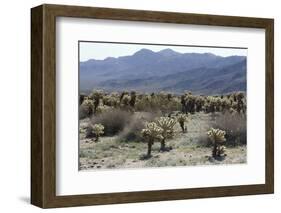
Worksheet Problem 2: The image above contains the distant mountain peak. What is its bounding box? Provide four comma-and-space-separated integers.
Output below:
133, 48, 155, 56
158, 48, 180, 57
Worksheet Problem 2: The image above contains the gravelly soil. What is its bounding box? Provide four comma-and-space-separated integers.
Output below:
79, 112, 247, 171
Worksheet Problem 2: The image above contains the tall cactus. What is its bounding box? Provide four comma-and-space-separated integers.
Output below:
91, 124, 105, 142
90, 90, 103, 114
156, 117, 177, 151
207, 128, 227, 159
184, 92, 196, 114
195, 96, 205, 112
129, 91, 137, 108
236, 92, 245, 113
81, 97, 94, 116
141, 122, 163, 158
177, 114, 188, 133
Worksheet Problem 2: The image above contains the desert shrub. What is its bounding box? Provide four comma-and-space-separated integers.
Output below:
90, 109, 132, 136
197, 132, 212, 147
212, 111, 246, 146
79, 105, 89, 119
118, 112, 160, 142
79, 98, 94, 119
117, 118, 145, 142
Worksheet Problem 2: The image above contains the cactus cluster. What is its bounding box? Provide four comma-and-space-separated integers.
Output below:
89, 90, 104, 114
80, 90, 245, 118
179, 91, 246, 114
95, 105, 113, 114
79, 89, 246, 165
207, 128, 227, 158
136, 91, 181, 113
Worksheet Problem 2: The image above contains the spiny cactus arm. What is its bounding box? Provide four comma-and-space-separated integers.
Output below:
177, 113, 188, 123
207, 128, 226, 144
91, 124, 105, 135
156, 117, 177, 138
89, 90, 104, 101
141, 122, 164, 140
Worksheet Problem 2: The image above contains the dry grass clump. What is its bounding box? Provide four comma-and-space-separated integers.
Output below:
79, 98, 94, 119
90, 109, 132, 136
117, 112, 160, 142
212, 111, 246, 146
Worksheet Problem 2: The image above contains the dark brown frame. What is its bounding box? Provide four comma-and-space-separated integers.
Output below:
31, 4, 274, 208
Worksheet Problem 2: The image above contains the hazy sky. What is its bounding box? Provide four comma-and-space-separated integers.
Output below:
79, 42, 247, 62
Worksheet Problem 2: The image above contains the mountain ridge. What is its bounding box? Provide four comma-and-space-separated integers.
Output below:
80, 48, 246, 95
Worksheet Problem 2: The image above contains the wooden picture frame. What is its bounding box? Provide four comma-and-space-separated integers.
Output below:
31, 4, 274, 208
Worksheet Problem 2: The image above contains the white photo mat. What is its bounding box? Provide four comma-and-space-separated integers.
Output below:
56, 17, 265, 196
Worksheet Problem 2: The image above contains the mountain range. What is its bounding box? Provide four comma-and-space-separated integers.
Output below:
79, 48, 246, 95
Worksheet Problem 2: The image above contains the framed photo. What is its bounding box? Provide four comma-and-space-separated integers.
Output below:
31, 4, 274, 208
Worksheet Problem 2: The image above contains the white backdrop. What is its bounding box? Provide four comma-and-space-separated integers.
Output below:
0, 0, 279, 212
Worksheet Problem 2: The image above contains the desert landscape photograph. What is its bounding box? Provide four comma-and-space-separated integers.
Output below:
78, 42, 247, 170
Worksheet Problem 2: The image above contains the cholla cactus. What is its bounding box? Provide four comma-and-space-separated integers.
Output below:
220, 98, 232, 113
90, 90, 104, 114
103, 95, 118, 108
141, 122, 163, 157
183, 92, 196, 114
156, 117, 177, 151
207, 128, 227, 159
95, 105, 112, 114
120, 91, 129, 103
235, 92, 246, 113
129, 91, 137, 108
177, 114, 188, 133
205, 96, 219, 113
195, 96, 205, 112
81, 97, 94, 116
122, 94, 130, 105
120, 94, 132, 111
167, 93, 173, 101
91, 124, 104, 142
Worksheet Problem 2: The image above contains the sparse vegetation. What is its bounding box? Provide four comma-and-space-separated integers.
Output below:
79, 90, 247, 170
